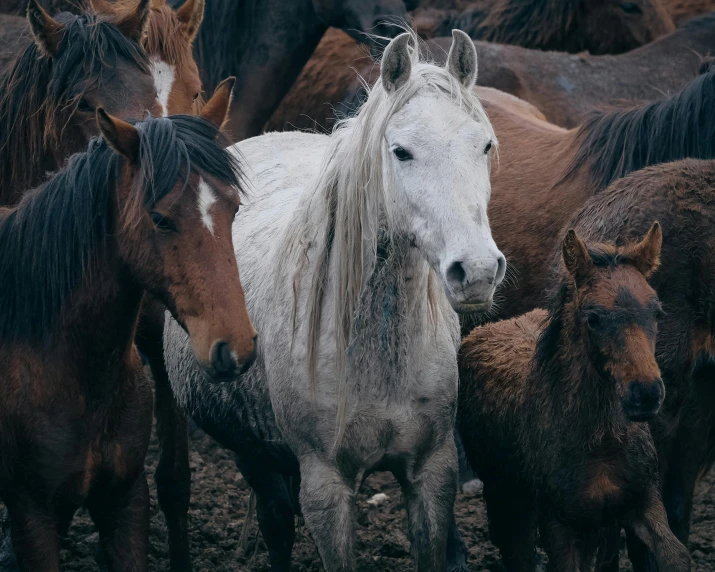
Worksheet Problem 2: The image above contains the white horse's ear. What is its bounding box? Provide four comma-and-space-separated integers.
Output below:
447, 29, 478, 87
381, 33, 412, 93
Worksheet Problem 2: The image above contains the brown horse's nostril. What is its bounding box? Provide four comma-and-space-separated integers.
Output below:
210, 340, 238, 378
623, 378, 665, 421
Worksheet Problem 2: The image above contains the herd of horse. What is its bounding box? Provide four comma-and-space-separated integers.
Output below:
1, 0, 715, 571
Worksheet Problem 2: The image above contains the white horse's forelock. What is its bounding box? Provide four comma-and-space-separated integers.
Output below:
277, 30, 497, 408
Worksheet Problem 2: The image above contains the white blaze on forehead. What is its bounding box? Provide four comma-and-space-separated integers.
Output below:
198, 178, 217, 234
150, 57, 175, 118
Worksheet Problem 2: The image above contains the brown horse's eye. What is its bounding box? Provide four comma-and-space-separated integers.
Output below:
151, 212, 177, 233
192, 92, 200, 103
620, 1, 642, 14
77, 98, 94, 113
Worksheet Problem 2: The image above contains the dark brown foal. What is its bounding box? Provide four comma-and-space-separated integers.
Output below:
458, 225, 691, 572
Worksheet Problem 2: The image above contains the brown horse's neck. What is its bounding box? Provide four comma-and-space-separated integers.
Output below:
632, 11, 715, 59
195, 0, 326, 140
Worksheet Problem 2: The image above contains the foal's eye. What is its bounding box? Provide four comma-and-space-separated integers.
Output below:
484, 141, 492, 155
192, 92, 200, 103
393, 146, 413, 161
76, 99, 94, 113
620, 1, 642, 14
587, 313, 601, 330
150, 212, 177, 233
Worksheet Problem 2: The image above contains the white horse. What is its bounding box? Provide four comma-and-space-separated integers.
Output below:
165, 30, 504, 571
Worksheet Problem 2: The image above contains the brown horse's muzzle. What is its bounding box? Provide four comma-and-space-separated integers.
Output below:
622, 377, 665, 422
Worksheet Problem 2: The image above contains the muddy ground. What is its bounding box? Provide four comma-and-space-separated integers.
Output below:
2, 425, 715, 571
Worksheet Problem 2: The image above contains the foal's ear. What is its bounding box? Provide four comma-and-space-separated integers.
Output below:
447, 29, 478, 87
27, 0, 65, 57
628, 221, 662, 278
562, 229, 593, 285
200, 77, 235, 131
176, 0, 205, 43
381, 33, 413, 93
96, 108, 140, 164
115, 0, 150, 43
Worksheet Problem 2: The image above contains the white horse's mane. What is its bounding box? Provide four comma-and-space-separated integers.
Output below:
278, 31, 497, 396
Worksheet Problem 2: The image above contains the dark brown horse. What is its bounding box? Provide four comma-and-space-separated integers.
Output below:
556, 159, 715, 571
415, 0, 674, 54
458, 225, 691, 571
167, 0, 413, 139
0, 83, 255, 572
267, 11, 714, 132
0, 0, 158, 205
0, 0, 205, 117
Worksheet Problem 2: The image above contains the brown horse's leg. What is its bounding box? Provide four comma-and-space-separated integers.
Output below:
483, 479, 537, 572
136, 297, 192, 572
87, 471, 150, 572
623, 485, 691, 572
234, 456, 296, 571
594, 525, 620, 572
4, 495, 60, 572
538, 511, 580, 572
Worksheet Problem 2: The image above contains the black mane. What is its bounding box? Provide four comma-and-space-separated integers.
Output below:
171, 0, 257, 93
0, 10, 149, 200
0, 114, 244, 343
565, 67, 715, 193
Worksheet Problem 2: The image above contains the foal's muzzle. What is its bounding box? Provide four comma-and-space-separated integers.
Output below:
622, 377, 665, 421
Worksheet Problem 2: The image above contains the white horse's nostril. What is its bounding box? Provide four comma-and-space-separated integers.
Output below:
495, 255, 507, 285
446, 261, 467, 286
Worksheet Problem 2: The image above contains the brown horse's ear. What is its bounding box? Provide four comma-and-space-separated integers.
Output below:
96, 108, 140, 164
447, 29, 478, 87
200, 77, 235, 131
562, 229, 593, 285
628, 222, 662, 278
381, 33, 412, 93
176, 0, 205, 43
27, 0, 65, 57
115, 0, 150, 43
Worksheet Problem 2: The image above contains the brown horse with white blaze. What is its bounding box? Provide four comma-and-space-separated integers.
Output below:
458, 225, 691, 572
0, 82, 254, 572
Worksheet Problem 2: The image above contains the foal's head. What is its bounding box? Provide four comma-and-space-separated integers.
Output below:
561, 223, 664, 421
98, 79, 256, 380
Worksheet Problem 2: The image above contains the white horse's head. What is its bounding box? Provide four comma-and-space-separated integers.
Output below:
378, 31, 505, 313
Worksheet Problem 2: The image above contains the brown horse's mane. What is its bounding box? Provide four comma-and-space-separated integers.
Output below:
170, 0, 256, 92
475, 0, 582, 50
564, 65, 715, 194
0, 10, 149, 201
0, 114, 244, 343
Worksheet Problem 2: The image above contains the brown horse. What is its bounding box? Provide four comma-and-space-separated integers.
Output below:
458, 225, 691, 572
0, 0, 158, 205
0, 83, 254, 572
267, 11, 714, 132
167, 0, 413, 140
415, 0, 674, 54
555, 159, 715, 571
664, 0, 715, 23
0, 0, 205, 117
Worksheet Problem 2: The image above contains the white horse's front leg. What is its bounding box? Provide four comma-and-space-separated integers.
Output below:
299, 454, 356, 571
401, 437, 458, 572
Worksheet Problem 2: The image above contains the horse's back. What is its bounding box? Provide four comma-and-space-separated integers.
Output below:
459, 309, 545, 415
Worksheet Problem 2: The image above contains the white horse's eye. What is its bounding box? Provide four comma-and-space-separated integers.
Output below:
484, 141, 492, 155
393, 146, 413, 161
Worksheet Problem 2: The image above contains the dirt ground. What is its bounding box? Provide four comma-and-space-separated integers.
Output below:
2, 425, 715, 571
